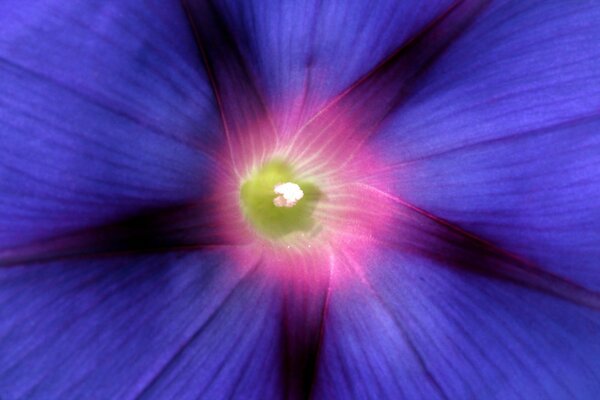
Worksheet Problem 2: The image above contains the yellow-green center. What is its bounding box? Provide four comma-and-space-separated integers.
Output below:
240, 160, 321, 239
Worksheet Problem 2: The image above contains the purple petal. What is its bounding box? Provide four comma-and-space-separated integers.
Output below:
369, 1, 600, 289
0, 250, 283, 399
360, 184, 600, 308
203, 0, 458, 131
0, 201, 235, 267
313, 248, 600, 398
278, 255, 331, 398
184, 0, 279, 175
281, 0, 489, 172
0, 0, 220, 248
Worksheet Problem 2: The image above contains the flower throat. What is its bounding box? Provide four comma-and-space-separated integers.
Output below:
240, 159, 321, 240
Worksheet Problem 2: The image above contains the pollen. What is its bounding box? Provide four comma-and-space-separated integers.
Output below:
273, 182, 304, 208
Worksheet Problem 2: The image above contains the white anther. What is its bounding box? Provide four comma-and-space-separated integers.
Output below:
273, 182, 304, 208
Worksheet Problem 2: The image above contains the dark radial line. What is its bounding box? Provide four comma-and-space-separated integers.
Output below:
0, 57, 196, 148
280, 258, 332, 400
0, 243, 225, 268
306, 260, 333, 400
280, 0, 492, 178
0, 201, 238, 268
296, 0, 490, 137
181, 0, 278, 173
360, 184, 600, 309
384, 112, 600, 169
181, 0, 237, 166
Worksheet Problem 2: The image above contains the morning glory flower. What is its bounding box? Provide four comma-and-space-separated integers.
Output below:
1, 0, 599, 398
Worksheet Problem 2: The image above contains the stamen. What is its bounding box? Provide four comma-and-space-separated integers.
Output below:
273, 182, 304, 208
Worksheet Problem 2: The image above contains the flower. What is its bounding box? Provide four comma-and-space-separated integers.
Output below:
1, 0, 599, 398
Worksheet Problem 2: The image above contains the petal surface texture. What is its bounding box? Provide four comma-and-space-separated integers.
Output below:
209, 0, 457, 131
0, 0, 220, 248
373, 0, 600, 289
0, 0, 599, 399
0, 251, 283, 399
313, 249, 600, 399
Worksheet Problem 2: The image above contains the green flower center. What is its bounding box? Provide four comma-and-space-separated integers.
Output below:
240, 160, 321, 239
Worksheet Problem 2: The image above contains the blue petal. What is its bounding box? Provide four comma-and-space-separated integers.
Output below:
0, 251, 283, 399
372, 1, 600, 289
204, 0, 456, 130
0, 0, 220, 248
313, 248, 600, 398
